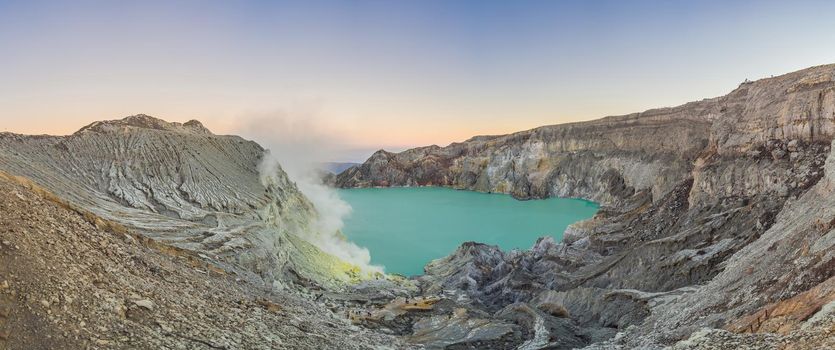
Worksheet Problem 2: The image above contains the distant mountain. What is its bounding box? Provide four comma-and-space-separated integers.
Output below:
319, 161, 360, 174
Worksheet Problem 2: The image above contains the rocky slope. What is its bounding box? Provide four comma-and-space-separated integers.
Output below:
337, 64, 835, 348
0, 116, 426, 349
0, 171, 409, 349
0, 115, 368, 288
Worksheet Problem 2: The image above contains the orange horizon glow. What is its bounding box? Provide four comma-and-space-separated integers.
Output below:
3, 1, 835, 161
1, 109, 601, 150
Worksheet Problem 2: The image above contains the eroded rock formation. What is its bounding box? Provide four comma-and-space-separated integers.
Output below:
0, 114, 360, 287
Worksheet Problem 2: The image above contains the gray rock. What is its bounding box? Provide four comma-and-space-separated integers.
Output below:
133, 299, 155, 310
409, 308, 521, 349
772, 148, 787, 159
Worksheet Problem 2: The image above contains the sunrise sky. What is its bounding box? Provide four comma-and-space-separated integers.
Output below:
2, 0, 835, 161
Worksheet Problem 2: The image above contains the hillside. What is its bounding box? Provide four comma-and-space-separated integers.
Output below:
0, 171, 407, 349
0, 115, 367, 288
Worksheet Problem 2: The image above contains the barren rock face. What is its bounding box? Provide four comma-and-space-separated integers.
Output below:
337, 111, 711, 206
0, 114, 349, 287
710, 67, 835, 155
608, 137, 835, 349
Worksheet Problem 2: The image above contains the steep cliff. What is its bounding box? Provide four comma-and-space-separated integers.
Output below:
337, 113, 710, 206
337, 64, 835, 207
338, 64, 835, 348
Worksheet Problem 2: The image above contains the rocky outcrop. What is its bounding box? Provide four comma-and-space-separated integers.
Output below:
340, 64, 835, 348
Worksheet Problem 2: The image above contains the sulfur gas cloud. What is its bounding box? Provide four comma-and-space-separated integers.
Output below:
236, 108, 383, 275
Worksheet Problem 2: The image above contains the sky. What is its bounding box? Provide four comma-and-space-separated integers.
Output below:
1, 0, 835, 162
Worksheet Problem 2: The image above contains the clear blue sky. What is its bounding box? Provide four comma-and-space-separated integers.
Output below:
1, 0, 834, 161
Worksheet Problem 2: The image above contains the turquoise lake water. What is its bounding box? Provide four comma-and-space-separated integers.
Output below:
337, 187, 599, 276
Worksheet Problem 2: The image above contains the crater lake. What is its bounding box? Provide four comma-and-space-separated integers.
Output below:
337, 187, 599, 276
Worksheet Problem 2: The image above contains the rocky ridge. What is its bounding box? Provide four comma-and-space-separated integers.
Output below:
336, 65, 835, 207
0, 114, 367, 288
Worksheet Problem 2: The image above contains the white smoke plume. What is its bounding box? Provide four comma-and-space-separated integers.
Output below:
236, 107, 383, 275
